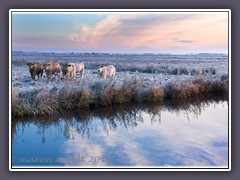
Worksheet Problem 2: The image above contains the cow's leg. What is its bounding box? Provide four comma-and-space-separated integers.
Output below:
48, 73, 52, 80
58, 73, 61, 80
31, 73, 34, 80
81, 69, 84, 78
32, 73, 36, 80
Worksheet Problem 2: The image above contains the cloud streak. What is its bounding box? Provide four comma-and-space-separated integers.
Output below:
173, 38, 196, 44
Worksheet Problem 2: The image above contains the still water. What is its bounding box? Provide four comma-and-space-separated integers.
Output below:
12, 98, 228, 168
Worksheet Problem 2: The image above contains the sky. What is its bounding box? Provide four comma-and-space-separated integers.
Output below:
11, 11, 229, 54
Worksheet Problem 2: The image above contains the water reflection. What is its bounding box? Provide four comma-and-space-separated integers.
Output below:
12, 95, 228, 167
12, 96, 227, 141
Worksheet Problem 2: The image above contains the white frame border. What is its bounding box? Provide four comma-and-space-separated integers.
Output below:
9, 9, 231, 171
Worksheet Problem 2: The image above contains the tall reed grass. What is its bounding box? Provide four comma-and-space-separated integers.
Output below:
12, 77, 228, 118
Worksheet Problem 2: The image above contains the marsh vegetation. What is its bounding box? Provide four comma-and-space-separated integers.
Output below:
11, 52, 228, 118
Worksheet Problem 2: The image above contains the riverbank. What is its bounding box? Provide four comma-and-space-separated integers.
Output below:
12, 77, 228, 118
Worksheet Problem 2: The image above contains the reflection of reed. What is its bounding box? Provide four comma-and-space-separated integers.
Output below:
164, 94, 227, 117
11, 122, 17, 143
147, 106, 162, 125
12, 95, 228, 141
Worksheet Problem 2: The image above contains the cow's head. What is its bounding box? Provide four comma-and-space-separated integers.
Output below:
98, 65, 104, 74
27, 62, 35, 71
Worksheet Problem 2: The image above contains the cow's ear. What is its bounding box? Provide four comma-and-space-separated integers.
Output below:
27, 62, 30, 65
100, 65, 103, 67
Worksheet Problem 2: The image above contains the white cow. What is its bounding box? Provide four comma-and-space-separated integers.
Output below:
68, 63, 76, 77
62, 62, 84, 79
98, 65, 116, 78
75, 62, 84, 78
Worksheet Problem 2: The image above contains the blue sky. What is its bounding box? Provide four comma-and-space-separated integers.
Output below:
12, 11, 229, 54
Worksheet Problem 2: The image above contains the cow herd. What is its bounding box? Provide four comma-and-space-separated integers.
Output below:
27, 61, 116, 80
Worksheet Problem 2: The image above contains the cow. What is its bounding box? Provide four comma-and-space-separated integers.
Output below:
98, 65, 116, 78
61, 63, 75, 79
75, 62, 85, 78
27, 62, 44, 80
45, 61, 61, 79
62, 62, 84, 79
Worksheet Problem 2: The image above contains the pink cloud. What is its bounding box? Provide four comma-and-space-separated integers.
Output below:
67, 12, 228, 53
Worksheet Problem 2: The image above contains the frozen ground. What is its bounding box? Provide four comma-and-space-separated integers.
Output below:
11, 52, 228, 96
12, 52, 228, 74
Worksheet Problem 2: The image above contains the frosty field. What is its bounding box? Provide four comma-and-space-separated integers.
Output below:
11, 52, 229, 118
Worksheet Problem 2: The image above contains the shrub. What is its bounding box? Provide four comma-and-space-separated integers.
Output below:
210, 67, 217, 75
178, 67, 188, 75
144, 86, 164, 102
169, 67, 188, 75
170, 68, 178, 75
115, 86, 133, 104
32, 90, 60, 116
193, 78, 209, 92
100, 87, 116, 106
78, 89, 93, 108
201, 68, 217, 75
191, 69, 202, 75
145, 65, 157, 73
164, 81, 199, 99
221, 74, 228, 82
209, 80, 228, 93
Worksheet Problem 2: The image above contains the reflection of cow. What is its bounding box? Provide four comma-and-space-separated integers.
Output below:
27, 62, 44, 80
75, 62, 85, 78
45, 61, 61, 79
98, 65, 116, 78
62, 63, 75, 78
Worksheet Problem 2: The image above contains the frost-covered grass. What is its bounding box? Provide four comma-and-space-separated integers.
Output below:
12, 76, 228, 118
11, 53, 229, 118
12, 52, 228, 75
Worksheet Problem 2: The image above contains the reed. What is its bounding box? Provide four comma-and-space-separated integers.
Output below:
12, 77, 229, 118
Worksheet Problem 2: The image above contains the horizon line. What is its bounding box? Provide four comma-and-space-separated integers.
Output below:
12, 50, 228, 55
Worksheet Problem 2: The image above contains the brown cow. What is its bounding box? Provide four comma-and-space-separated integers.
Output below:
27, 62, 44, 80
45, 61, 61, 79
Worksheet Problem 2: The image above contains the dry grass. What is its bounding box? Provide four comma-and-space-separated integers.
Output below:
12, 89, 31, 117
100, 88, 116, 106
12, 77, 229, 118
144, 86, 164, 102
164, 77, 228, 100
